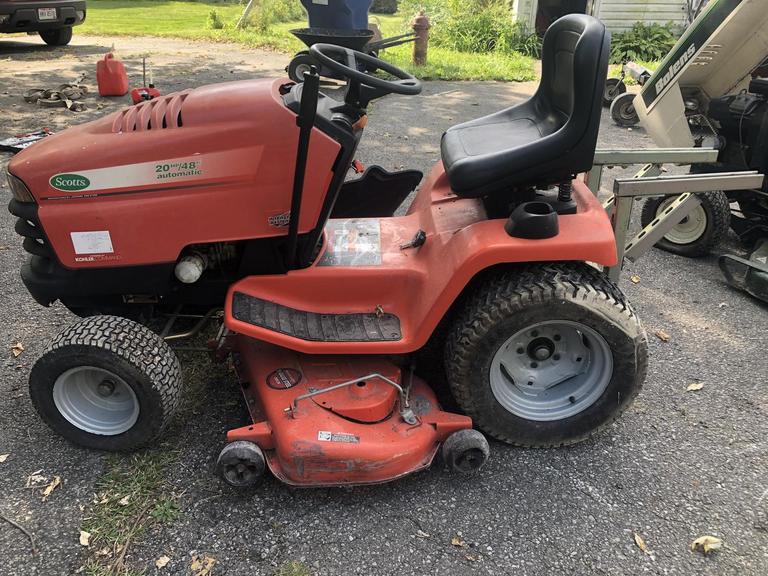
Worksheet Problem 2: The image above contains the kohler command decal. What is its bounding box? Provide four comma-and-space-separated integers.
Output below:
50, 173, 91, 191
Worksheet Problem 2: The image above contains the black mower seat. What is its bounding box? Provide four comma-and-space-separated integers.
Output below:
440, 14, 610, 198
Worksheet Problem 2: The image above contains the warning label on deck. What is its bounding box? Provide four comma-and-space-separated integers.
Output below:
318, 219, 381, 267
317, 431, 360, 443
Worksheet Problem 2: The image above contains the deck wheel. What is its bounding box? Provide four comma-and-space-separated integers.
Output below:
217, 441, 266, 488
442, 429, 490, 474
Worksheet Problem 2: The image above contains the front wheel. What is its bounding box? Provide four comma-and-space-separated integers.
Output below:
610, 92, 639, 127
287, 52, 316, 83
29, 315, 183, 451
445, 263, 647, 447
39, 27, 73, 46
603, 77, 626, 107
640, 190, 731, 257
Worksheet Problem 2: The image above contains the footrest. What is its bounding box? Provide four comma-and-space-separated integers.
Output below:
231, 292, 402, 342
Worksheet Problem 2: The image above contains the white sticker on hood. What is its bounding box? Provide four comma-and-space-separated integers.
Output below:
70, 231, 114, 255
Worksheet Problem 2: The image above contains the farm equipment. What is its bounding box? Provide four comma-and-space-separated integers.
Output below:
6, 15, 650, 488
617, 0, 768, 303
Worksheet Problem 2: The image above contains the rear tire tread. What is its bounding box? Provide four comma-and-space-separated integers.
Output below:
444, 262, 647, 448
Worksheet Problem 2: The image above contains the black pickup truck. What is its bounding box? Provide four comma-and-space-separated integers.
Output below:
0, 0, 86, 46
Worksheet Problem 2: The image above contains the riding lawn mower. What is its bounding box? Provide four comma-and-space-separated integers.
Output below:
5, 15, 649, 488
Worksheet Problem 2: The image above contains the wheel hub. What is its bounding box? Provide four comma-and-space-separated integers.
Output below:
657, 197, 708, 245
489, 320, 613, 421
52, 366, 140, 435
97, 379, 116, 397
527, 337, 555, 361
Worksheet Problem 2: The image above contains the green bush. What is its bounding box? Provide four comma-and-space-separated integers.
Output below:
246, 0, 305, 32
206, 8, 225, 29
610, 22, 677, 64
399, 0, 541, 57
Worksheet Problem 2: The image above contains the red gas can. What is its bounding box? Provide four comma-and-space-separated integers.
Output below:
96, 53, 129, 97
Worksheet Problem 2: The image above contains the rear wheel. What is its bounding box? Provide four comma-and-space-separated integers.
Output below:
603, 77, 626, 107
39, 27, 73, 46
29, 315, 182, 451
640, 190, 731, 257
610, 92, 639, 127
287, 53, 316, 83
445, 263, 647, 447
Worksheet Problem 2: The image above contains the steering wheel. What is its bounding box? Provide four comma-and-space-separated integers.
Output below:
309, 43, 422, 96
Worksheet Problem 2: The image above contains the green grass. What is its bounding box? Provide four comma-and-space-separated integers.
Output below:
79, 0, 536, 81
81, 449, 181, 576
274, 561, 312, 576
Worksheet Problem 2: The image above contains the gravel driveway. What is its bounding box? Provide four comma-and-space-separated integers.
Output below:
1, 33, 767, 576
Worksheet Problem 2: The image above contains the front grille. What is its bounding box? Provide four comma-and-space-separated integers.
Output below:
111, 90, 191, 133
8, 199, 56, 260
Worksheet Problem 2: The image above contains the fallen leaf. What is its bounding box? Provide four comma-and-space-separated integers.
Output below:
0, 454, 8, 463
634, 532, 649, 554
655, 329, 671, 342
11, 342, 24, 357
451, 536, 466, 547
686, 382, 705, 392
26, 469, 46, 487
0, 245, 9, 251
79, 530, 91, 547
464, 553, 479, 561
42, 475, 61, 501
630, 274, 641, 284
691, 535, 722, 555
96, 547, 111, 557
415, 529, 430, 538
155, 555, 171, 569
118, 495, 130, 506
190, 554, 216, 576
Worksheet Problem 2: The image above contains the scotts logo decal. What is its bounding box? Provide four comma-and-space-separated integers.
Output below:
50, 173, 91, 191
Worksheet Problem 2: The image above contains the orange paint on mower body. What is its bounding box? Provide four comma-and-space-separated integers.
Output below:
224, 171, 616, 355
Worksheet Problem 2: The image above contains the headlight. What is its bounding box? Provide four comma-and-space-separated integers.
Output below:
5, 171, 36, 203
76, 10, 85, 21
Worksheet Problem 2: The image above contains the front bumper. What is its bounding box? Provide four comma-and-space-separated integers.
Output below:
0, 0, 86, 33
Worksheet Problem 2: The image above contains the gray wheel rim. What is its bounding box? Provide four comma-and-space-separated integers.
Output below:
53, 366, 139, 435
294, 62, 312, 81
656, 196, 708, 244
618, 100, 635, 120
489, 320, 613, 421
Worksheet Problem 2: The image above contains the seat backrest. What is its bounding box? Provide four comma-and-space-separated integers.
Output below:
535, 14, 609, 169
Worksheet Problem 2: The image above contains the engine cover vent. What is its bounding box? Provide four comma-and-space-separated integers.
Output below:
112, 90, 191, 133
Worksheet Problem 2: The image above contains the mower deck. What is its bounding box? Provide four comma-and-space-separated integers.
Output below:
227, 337, 471, 486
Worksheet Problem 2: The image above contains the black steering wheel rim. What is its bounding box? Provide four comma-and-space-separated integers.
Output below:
309, 43, 421, 96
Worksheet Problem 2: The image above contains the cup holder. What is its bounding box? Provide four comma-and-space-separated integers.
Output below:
504, 201, 559, 239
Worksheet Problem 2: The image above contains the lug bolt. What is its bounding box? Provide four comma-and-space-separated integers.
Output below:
517, 347, 524, 354
530, 362, 538, 368
553, 353, 560, 361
